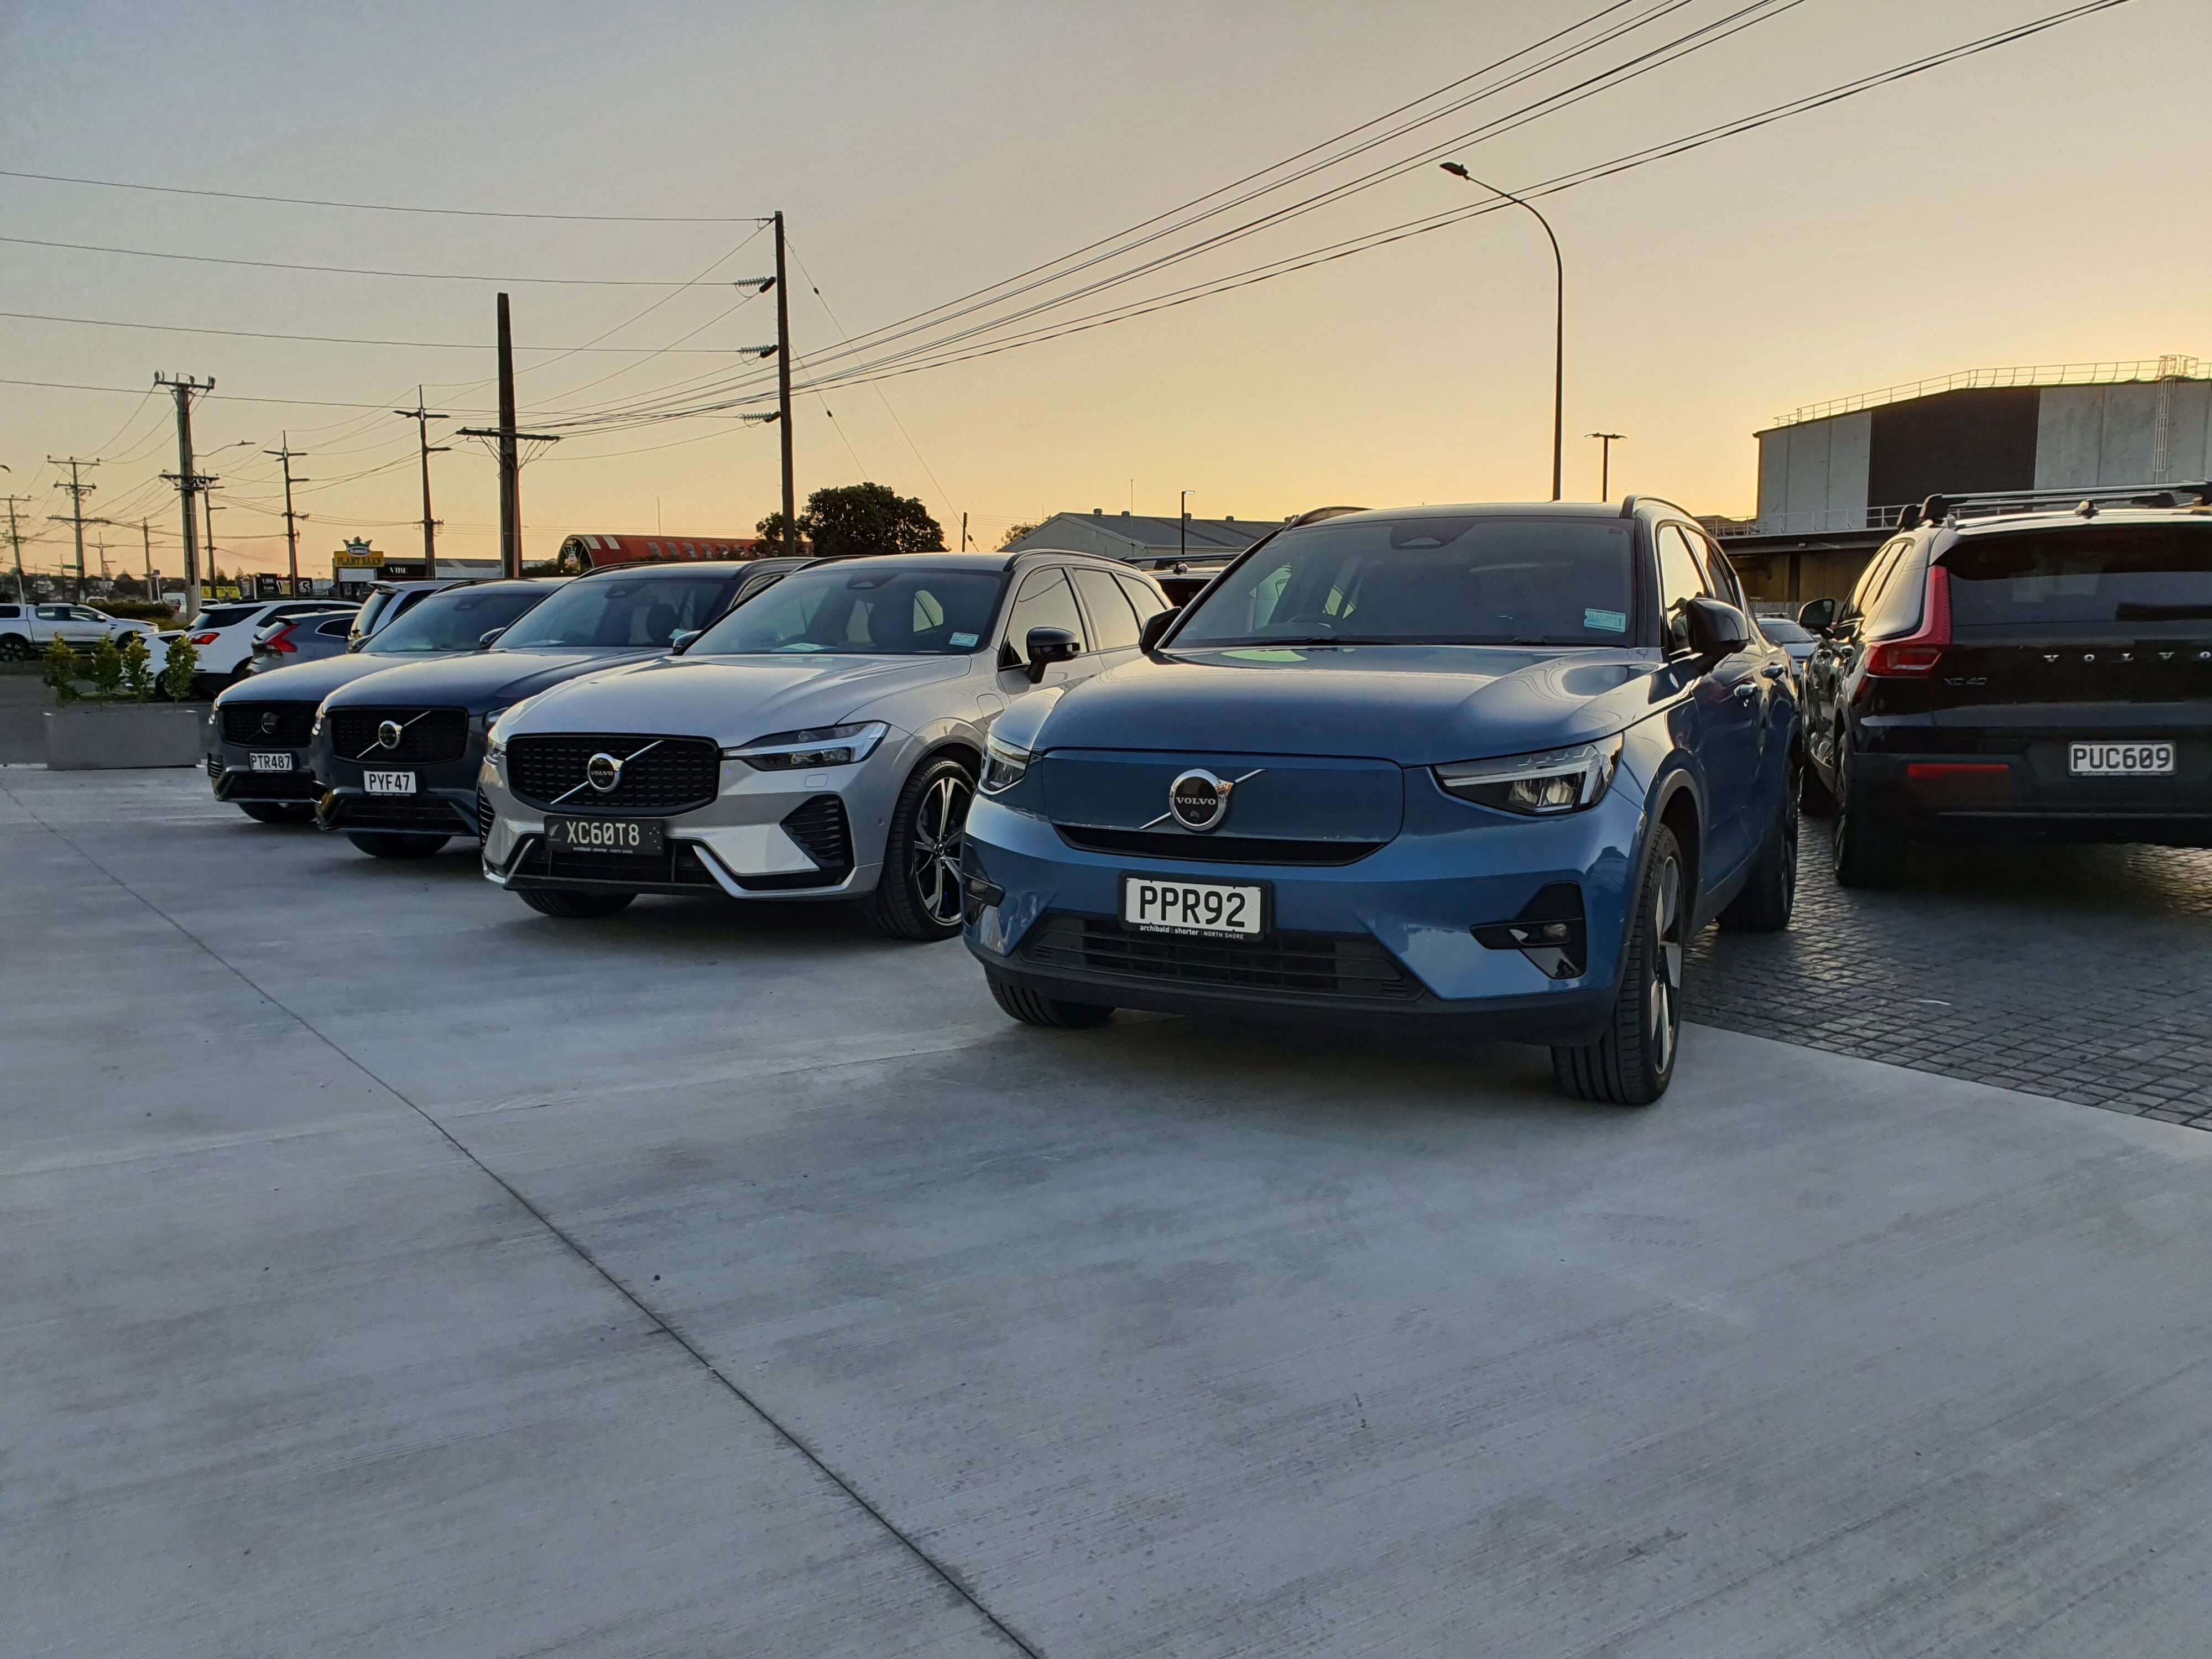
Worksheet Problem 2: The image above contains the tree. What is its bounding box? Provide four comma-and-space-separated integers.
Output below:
120, 634, 154, 701
761, 482, 944, 560
159, 633, 199, 701
42, 635, 81, 704
997, 521, 1040, 551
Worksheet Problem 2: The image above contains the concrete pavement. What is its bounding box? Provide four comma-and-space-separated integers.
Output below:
6, 769, 2210, 1657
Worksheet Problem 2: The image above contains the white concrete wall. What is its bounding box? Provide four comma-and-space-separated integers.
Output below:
1755, 411, 1871, 534
2036, 381, 2212, 489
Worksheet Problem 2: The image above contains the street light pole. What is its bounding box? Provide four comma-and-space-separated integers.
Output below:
1180, 489, 1190, 562
1589, 432, 1625, 502
1441, 163, 1563, 501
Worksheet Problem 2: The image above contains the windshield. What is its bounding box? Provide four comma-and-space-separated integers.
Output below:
691, 566, 1005, 655
1759, 618, 1814, 644
494, 573, 740, 650
1172, 515, 1637, 649
366, 585, 554, 653
1945, 526, 2212, 634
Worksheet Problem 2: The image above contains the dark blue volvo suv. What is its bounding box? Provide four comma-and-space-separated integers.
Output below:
960, 499, 1801, 1105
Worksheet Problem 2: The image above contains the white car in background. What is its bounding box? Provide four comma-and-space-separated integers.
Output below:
0, 600, 159, 661
172, 598, 360, 696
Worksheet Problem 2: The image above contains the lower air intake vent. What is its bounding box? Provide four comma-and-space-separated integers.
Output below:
1019, 914, 1420, 1002
781, 795, 853, 871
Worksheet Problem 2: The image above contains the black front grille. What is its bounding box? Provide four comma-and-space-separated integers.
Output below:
514, 836, 721, 890
333, 794, 473, 832
475, 790, 495, 839
1055, 826, 1385, 866
1019, 913, 1421, 1002
223, 701, 316, 747
781, 795, 853, 870
329, 706, 468, 764
507, 734, 719, 813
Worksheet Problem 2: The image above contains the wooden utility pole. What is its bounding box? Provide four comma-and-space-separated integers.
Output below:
267, 435, 310, 592
141, 518, 155, 597
155, 373, 214, 617
47, 456, 98, 601
392, 391, 448, 578
773, 211, 795, 552
496, 294, 519, 577
4, 494, 32, 602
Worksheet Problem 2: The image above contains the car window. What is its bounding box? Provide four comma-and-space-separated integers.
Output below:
71, 607, 106, 622
497, 573, 742, 649
690, 566, 1004, 656
1114, 572, 1171, 626
1690, 534, 1747, 611
1004, 568, 1089, 658
1862, 542, 1929, 639
1654, 526, 1711, 647
37, 604, 71, 620
1759, 618, 1814, 644
1071, 567, 1143, 650
369, 585, 552, 653
315, 617, 353, 637
0, 604, 17, 619
1943, 525, 2212, 635
1846, 539, 1909, 622
195, 604, 259, 629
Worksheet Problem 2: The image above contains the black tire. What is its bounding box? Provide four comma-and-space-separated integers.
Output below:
346, 831, 448, 859
1552, 824, 1685, 1107
518, 886, 637, 919
862, 755, 975, 942
0, 634, 30, 662
1718, 778, 1797, 932
238, 801, 314, 826
985, 968, 1114, 1029
1831, 742, 1906, 889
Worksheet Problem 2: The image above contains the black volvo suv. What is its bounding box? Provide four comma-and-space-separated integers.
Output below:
1797, 488, 2212, 885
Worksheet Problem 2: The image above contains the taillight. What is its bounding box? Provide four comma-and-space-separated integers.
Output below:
1864, 566, 1950, 677
265, 627, 298, 654
189, 631, 219, 645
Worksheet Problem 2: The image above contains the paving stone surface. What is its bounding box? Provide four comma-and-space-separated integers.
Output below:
1686, 816, 2212, 1130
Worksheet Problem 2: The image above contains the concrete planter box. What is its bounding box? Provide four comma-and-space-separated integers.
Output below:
45, 704, 207, 770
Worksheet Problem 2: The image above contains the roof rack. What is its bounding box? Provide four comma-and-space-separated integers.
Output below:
1900, 482, 2212, 528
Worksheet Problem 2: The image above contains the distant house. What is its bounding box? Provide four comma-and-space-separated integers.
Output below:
1004, 510, 1275, 566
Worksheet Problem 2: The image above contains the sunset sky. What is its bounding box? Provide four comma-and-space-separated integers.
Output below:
1, 0, 2200, 581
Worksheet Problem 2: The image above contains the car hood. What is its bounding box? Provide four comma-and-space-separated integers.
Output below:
316, 646, 659, 717
1033, 645, 1675, 765
212, 650, 432, 708
501, 651, 973, 743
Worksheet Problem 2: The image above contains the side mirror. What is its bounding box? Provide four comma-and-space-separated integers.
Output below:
476, 627, 507, 651
669, 628, 702, 654
1682, 596, 1751, 662
1024, 627, 1080, 684
1795, 597, 1837, 634
1139, 609, 1175, 653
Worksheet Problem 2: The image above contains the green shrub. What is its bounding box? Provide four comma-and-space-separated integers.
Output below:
43, 635, 82, 704
159, 633, 200, 700
90, 634, 124, 701
120, 633, 155, 701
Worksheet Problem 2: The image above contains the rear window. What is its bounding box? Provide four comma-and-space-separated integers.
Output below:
1944, 526, 2212, 634
196, 604, 259, 629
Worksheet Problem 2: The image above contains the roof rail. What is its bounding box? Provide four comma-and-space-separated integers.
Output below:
1619, 494, 1695, 520
1914, 482, 2212, 525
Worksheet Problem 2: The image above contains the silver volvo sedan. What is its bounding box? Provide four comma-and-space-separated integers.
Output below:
478, 550, 1173, 937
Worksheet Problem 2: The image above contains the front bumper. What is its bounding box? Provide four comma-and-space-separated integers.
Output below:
959, 776, 1647, 1045
311, 745, 485, 839
476, 732, 920, 900
207, 743, 320, 804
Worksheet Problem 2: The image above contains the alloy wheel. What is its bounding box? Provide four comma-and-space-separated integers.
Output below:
907, 770, 972, 927
1650, 852, 1683, 1073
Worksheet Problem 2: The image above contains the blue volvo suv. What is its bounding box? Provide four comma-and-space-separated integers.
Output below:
961, 500, 1801, 1104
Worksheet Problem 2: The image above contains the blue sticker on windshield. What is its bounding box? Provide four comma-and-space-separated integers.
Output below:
1584, 608, 1627, 633
950, 632, 979, 648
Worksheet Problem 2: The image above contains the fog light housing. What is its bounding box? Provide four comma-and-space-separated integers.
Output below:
1473, 883, 1588, 979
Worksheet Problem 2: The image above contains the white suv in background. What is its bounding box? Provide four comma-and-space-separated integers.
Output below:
178, 599, 359, 695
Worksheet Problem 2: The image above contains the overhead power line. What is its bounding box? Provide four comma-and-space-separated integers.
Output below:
0, 167, 766, 223
0, 307, 774, 354
0, 234, 759, 288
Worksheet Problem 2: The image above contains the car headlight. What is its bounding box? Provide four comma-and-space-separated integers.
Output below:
310, 712, 325, 740
484, 737, 506, 769
1435, 738, 1621, 816
723, 721, 888, 770
979, 732, 1031, 794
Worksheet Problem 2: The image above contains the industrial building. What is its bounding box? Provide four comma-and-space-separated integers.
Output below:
1718, 354, 2209, 601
